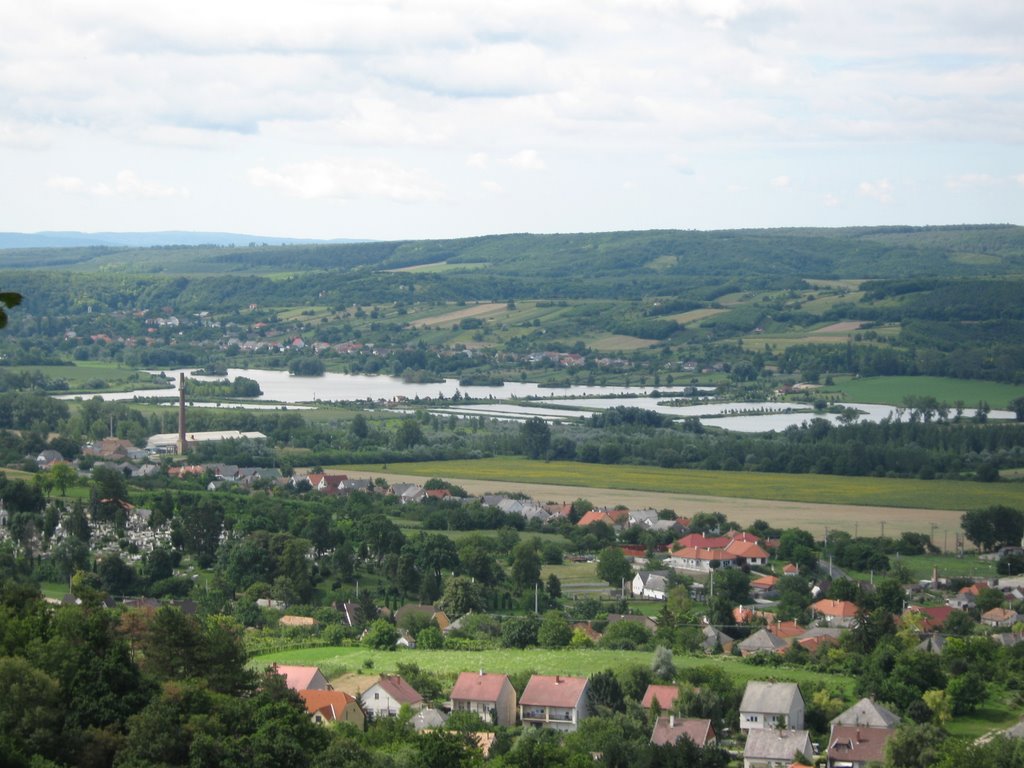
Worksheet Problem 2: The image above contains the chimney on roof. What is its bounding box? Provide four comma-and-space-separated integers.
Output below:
555, 675, 561, 684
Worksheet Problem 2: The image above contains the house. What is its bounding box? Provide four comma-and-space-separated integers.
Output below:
738, 629, 788, 657
411, 708, 448, 731
299, 689, 365, 729
827, 725, 896, 768
668, 546, 737, 573
982, 607, 1021, 628
701, 625, 735, 654
362, 675, 424, 718
902, 605, 957, 632
273, 665, 330, 692
740, 682, 804, 731
632, 571, 670, 600
743, 729, 814, 768
390, 483, 426, 504
811, 599, 859, 628
641, 684, 680, 711
650, 716, 716, 747
519, 675, 590, 732
724, 539, 770, 567
751, 575, 780, 595
831, 698, 900, 729
450, 671, 518, 727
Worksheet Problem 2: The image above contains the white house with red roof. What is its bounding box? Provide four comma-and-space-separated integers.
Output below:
724, 539, 770, 566
668, 546, 737, 573
362, 675, 425, 718
450, 671, 517, 727
519, 675, 590, 732
811, 599, 860, 628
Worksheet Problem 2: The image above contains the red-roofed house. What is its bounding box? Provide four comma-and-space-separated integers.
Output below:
827, 725, 896, 768
641, 684, 680, 711
783, 563, 800, 575
299, 689, 365, 729
519, 675, 590, 732
650, 716, 716, 747
811, 599, 859, 628
669, 547, 737, 573
362, 675, 424, 718
273, 665, 330, 692
724, 539, 770, 566
903, 605, 956, 632
751, 575, 779, 594
577, 510, 617, 527
451, 671, 517, 727
676, 533, 731, 550
982, 607, 1021, 628
728, 531, 762, 544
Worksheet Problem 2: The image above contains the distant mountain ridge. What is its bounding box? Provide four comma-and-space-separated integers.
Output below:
0, 231, 369, 249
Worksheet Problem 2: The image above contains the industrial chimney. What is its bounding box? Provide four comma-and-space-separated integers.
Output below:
176, 373, 187, 454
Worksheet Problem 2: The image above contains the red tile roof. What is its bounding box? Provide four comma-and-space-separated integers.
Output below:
641, 684, 679, 710
811, 599, 859, 618
273, 665, 324, 691
520, 675, 588, 709
298, 689, 358, 721
650, 716, 715, 747
451, 672, 511, 703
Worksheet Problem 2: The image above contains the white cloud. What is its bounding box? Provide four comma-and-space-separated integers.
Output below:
771, 175, 791, 189
480, 180, 503, 194
668, 154, 695, 175
248, 158, 444, 202
46, 170, 188, 199
1017, 173, 1024, 186
858, 179, 894, 203
0, 120, 51, 149
945, 173, 997, 190
503, 149, 546, 170
466, 152, 490, 169
823, 193, 840, 207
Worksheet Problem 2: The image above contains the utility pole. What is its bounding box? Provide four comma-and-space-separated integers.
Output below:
534, 582, 539, 614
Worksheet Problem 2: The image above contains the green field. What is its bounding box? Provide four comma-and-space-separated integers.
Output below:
825, 375, 1024, 410
10, 362, 167, 393
345, 458, 1024, 511
250, 646, 856, 696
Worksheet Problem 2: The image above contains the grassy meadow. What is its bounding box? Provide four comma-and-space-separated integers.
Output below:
822, 375, 1024, 410
250, 646, 856, 697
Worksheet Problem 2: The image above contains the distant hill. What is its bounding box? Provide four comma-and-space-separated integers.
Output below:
0, 231, 369, 249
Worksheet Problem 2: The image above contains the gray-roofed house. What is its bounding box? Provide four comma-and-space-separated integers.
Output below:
738, 628, 788, 657
631, 571, 670, 600
743, 729, 814, 768
411, 708, 448, 731
830, 698, 900, 729
740, 681, 804, 732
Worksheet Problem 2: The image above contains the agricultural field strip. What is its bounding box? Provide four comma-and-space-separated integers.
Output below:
408, 302, 508, 328
338, 468, 971, 539
341, 458, 1024, 511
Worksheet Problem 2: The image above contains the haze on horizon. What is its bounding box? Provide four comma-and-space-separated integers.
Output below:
1, 1, 1022, 242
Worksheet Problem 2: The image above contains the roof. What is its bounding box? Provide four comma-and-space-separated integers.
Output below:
831, 698, 901, 728
672, 546, 736, 562
274, 665, 324, 691
724, 540, 770, 559
751, 575, 779, 590
650, 717, 715, 747
744, 729, 813, 761
451, 672, 511, 703
982, 607, 1019, 622
740, 681, 802, 715
676, 533, 731, 549
768, 620, 805, 639
411, 708, 448, 730
811, 599, 859, 618
739, 629, 788, 654
641, 684, 679, 710
298, 689, 358, 721
373, 675, 424, 706
905, 605, 956, 631
520, 675, 588, 709
828, 725, 896, 764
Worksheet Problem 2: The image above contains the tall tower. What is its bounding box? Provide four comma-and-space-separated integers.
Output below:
176, 373, 188, 454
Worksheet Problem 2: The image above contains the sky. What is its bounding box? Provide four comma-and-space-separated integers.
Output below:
1, 0, 1022, 240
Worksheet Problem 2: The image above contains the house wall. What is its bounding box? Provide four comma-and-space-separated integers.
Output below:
362, 684, 421, 718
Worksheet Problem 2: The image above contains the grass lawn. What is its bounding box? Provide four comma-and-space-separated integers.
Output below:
250, 646, 856, 697
39, 581, 67, 600
823, 375, 1024, 410
843, 553, 1000, 582
343, 458, 1024, 511
945, 685, 1022, 739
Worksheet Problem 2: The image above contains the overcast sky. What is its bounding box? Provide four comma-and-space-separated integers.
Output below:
2, 0, 1022, 240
